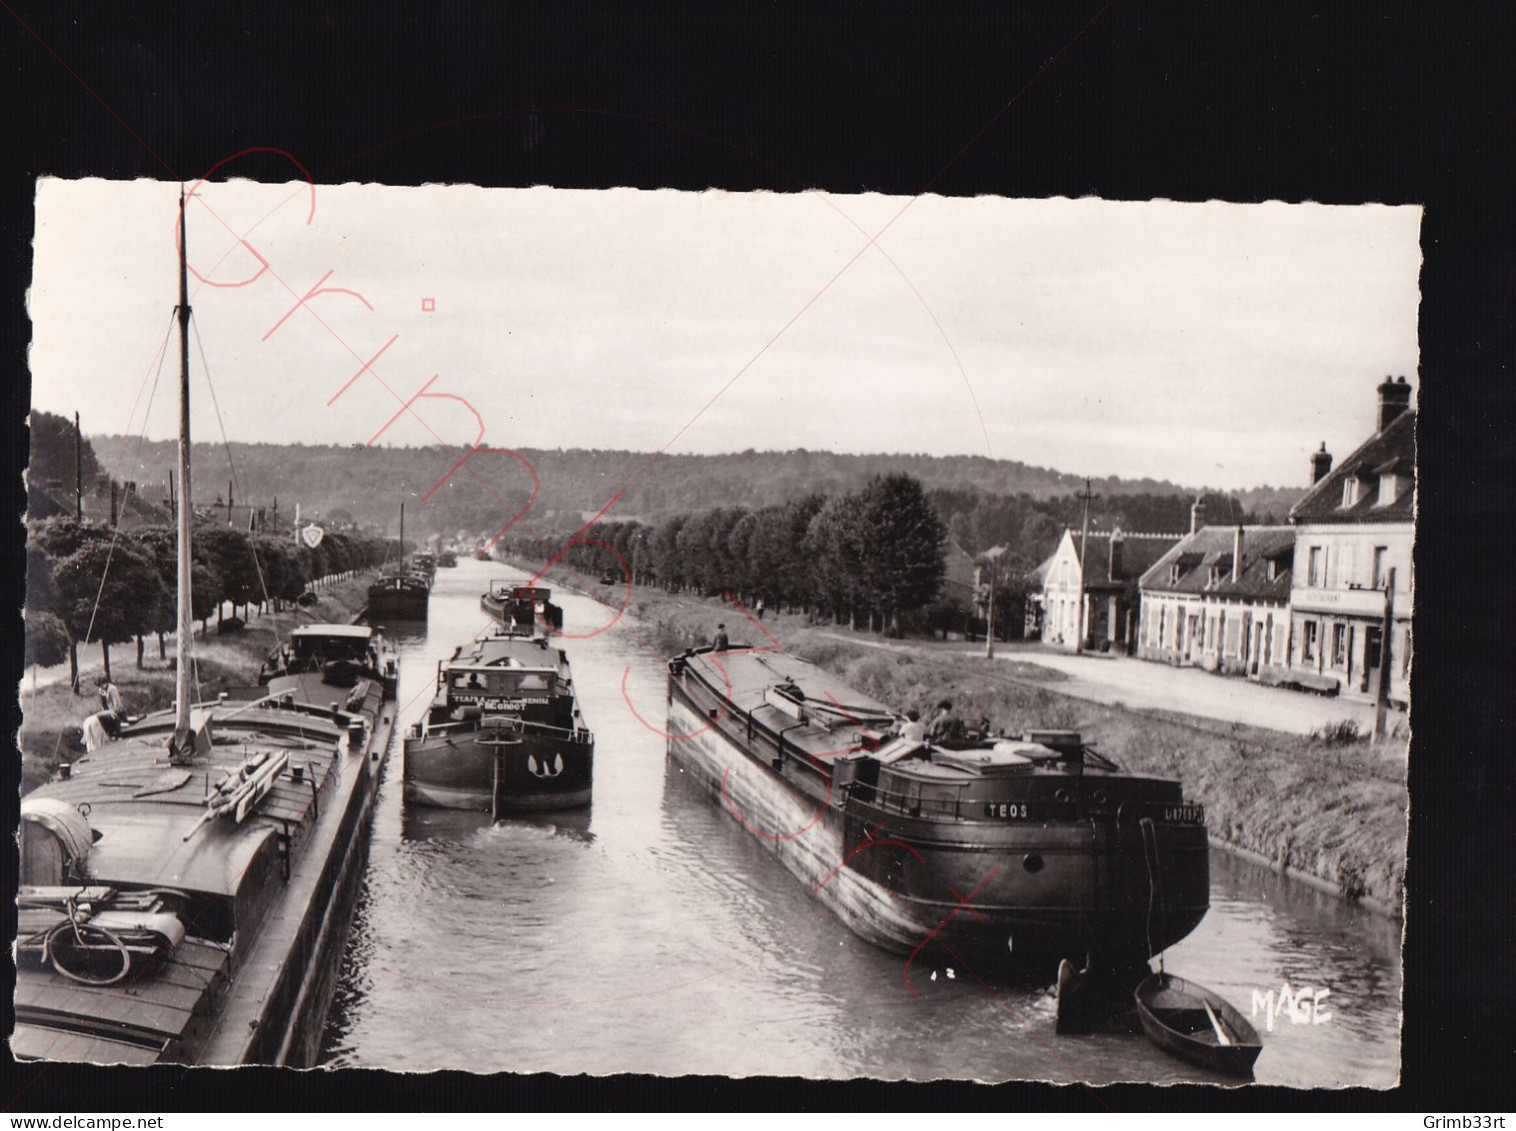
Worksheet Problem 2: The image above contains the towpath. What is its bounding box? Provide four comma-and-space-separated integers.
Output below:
813, 632, 1384, 737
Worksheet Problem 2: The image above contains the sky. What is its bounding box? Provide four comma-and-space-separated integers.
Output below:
28, 179, 1422, 491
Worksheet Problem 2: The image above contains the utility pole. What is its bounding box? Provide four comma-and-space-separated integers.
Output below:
1074, 477, 1098, 655
1372, 567, 1396, 741
74, 411, 83, 521
227, 479, 234, 525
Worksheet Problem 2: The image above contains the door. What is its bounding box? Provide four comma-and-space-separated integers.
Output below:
1364, 625, 1383, 695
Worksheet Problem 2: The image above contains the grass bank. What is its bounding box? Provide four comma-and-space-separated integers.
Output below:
17, 574, 376, 796
522, 559, 1407, 913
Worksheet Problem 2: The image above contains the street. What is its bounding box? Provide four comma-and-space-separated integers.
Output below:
990, 649, 1383, 737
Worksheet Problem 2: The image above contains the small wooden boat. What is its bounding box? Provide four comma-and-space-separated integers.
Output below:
1134, 972, 1262, 1077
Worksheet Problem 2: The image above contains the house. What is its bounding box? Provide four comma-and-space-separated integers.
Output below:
1285, 376, 1415, 705
1138, 501, 1295, 682
1040, 528, 1184, 653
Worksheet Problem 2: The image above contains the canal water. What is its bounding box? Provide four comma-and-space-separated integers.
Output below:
321, 559, 1401, 1086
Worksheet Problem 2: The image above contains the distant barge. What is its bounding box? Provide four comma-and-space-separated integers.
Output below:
665, 645, 1209, 978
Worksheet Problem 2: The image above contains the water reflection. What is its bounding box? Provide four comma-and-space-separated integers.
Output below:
401, 804, 596, 846
323, 559, 1401, 1086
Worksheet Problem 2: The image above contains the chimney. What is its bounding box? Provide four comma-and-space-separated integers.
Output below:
1232, 524, 1243, 582
1377, 375, 1412, 432
1108, 529, 1124, 581
1190, 496, 1206, 535
1311, 443, 1333, 485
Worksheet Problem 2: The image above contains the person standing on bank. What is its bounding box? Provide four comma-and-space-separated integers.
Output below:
712, 623, 730, 652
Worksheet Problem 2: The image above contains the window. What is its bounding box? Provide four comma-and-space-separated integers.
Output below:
1332, 623, 1349, 667
1307, 546, 1322, 587
1372, 546, 1389, 589
1302, 621, 1317, 662
1402, 626, 1413, 676
1169, 564, 1180, 584
1158, 606, 1167, 647
1341, 476, 1364, 508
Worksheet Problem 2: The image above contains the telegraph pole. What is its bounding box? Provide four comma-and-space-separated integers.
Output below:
74, 411, 83, 521
1074, 477, 1098, 655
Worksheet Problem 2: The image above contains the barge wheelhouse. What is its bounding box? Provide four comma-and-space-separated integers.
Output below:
666, 645, 1209, 980
481, 580, 564, 633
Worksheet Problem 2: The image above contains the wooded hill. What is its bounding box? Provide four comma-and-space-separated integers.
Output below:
89, 436, 1307, 543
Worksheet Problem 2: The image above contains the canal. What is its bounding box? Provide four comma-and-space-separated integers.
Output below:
321, 558, 1401, 1086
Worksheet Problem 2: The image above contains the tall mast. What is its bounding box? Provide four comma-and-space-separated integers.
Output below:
171, 185, 195, 759
399, 501, 405, 558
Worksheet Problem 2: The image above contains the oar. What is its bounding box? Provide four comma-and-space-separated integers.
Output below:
1202, 999, 1232, 1046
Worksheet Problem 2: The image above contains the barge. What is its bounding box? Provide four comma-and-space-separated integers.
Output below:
405, 586, 593, 816
13, 194, 398, 1065
665, 645, 1209, 980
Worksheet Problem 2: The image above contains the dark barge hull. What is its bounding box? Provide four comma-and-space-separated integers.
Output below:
404, 728, 593, 812
367, 589, 429, 620
666, 653, 1208, 978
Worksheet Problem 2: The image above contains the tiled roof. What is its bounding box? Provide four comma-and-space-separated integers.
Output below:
1140, 525, 1295, 602
1290, 410, 1416, 525
1073, 530, 1185, 588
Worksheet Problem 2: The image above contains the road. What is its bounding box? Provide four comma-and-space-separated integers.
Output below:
995, 650, 1382, 737
814, 631, 1383, 737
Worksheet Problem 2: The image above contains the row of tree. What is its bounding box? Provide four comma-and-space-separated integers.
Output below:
501, 473, 949, 634
24, 517, 398, 686
89, 433, 1305, 540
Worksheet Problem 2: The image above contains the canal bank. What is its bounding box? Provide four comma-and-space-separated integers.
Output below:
326, 557, 1400, 1086
509, 559, 1406, 913
18, 571, 379, 794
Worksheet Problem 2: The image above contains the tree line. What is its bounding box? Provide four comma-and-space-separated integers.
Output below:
87, 432, 1305, 539
500, 473, 949, 635
24, 516, 397, 687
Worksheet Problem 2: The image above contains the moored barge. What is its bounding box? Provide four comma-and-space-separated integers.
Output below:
665, 645, 1209, 980
14, 194, 400, 1065
366, 566, 430, 621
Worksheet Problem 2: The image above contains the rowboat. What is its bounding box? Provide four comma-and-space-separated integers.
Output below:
1134, 971, 1263, 1077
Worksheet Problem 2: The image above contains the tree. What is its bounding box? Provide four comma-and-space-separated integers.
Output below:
196, 526, 259, 619
27, 539, 77, 686
53, 538, 168, 681
24, 612, 71, 671
854, 474, 947, 634
804, 493, 867, 627
27, 410, 107, 499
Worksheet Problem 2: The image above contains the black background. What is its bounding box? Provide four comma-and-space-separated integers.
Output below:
2, 0, 1512, 1112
